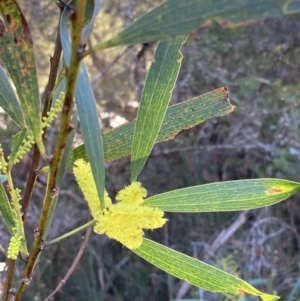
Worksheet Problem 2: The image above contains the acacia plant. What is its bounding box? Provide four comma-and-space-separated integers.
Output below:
0, 0, 300, 300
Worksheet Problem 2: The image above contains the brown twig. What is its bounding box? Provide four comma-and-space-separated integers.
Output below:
2, 259, 16, 301
43, 223, 92, 301
22, 16, 63, 222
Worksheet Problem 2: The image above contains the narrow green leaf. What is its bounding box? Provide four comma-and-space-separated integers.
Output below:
133, 239, 279, 301
59, 2, 73, 67
89, 0, 300, 51
8, 128, 28, 165
0, 66, 25, 128
0, 0, 44, 155
75, 65, 105, 205
60, 4, 105, 205
84, 0, 96, 26
67, 87, 234, 167
131, 37, 187, 181
82, 0, 102, 45
144, 179, 300, 212
0, 183, 16, 234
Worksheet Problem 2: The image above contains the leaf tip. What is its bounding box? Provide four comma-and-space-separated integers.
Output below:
260, 294, 280, 301
238, 288, 279, 301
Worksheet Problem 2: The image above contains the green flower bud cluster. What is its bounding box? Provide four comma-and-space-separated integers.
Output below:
9, 134, 35, 165
0, 161, 8, 173
41, 92, 65, 130
15, 188, 21, 201
11, 188, 22, 212
7, 93, 64, 166
7, 228, 22, 260
0, 144, 8, 173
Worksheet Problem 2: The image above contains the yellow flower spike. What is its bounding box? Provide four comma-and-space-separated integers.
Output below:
94, 203, 167, 250
73, 164, 167, 250
116, 181, 147, 204
73, 159, 112, 216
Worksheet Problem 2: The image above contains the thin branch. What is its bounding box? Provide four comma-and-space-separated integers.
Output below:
22, 15, 63, 222
15, 1, 87, 299
43, 223, 92, 301
2, 259, 16, 301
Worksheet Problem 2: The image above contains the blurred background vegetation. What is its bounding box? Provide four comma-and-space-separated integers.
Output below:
1, 1, 300, 300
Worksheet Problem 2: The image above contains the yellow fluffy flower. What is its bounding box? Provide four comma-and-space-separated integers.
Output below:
116, 181, 147, 204
94, 203, 167, 249
73, 159, 167, 249
73, 159, 112, 216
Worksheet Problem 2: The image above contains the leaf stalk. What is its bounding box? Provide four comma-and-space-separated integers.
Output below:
46, 219, 95, 246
